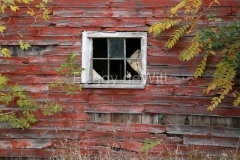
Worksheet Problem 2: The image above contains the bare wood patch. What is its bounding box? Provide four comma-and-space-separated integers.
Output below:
183, 135, 240, 148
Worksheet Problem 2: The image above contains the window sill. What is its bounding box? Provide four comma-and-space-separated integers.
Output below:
81, 83, 146, 89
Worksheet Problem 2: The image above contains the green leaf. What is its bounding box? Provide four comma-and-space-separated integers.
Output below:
0, 74, 9, 88
1, 48, 10, 57
19, 40, 31, 50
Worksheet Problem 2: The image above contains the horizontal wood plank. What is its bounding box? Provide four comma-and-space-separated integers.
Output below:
0, 139, 52, 149
167, 125, 240, 138
183, 135, 240, 148
144, 104, 240, 116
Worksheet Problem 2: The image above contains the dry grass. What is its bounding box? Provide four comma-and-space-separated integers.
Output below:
47, 138, 240, 160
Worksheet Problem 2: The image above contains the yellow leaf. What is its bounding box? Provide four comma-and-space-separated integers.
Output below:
1, 48, 10, 58
170, 7, 177, 15
0, 25, 6, 33
42, 9, 50, 20
10, 5, 19, 12
23, 0, 34, 4
233, 92, 237, 97
1, 4, 7, 13
210, 51, 215, 55
148, 27, 153, 33
166, 23, 171, 29
27, 7, 35, 16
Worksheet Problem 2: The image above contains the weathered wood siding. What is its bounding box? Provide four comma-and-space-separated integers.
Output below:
0, 0, 240, 158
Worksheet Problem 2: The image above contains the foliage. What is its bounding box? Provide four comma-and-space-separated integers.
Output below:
0, 1, 84, 129
149, 0, 240, 110
0, 52, 83, 129
0, 0, 52, 55
140, 138, 161, 152
50, 52, 84, 96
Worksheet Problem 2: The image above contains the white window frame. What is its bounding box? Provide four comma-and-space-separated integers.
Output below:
81, 31, 147, 89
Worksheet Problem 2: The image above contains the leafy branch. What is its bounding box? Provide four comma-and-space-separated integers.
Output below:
0, 0, 52, 55
149, 0, 240, 110
0, 52, 83, 129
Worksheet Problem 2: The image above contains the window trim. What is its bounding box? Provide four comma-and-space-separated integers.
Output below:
82, 31, 147, 89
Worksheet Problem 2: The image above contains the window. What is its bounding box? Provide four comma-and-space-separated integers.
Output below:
82, 32, 147, 88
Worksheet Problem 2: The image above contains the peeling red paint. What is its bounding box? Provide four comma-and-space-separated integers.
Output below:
0, 0, 240, 158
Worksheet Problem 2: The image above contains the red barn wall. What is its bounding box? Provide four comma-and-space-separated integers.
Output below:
0, 0, 240, 158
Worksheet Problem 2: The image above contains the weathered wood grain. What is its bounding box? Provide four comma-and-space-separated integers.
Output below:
2, 17, 146, 28
31, 121, 166, 133
192, 116, 211, 126
86, 104, 144, 113
148, 56, 221, 67
0, 0, 240, 158
0, 139, 52, 149
164, 115, 192, 125
142, 113, 159, 124
0, 57, 28, 64
0, 64, 59, 75
53, 8, 154, 18
7, 75, 80, 84
0, 36, 81, 45
154, 6, 240, 17
27, 55, 81, 64
173, 86, 214, 97
167, 124, 240, 138
88, 94, 237, 106
86, 85, 173, 95
17, 0, 240, 8
147, 76, 214, 86
5, 27, 100, 36
144, 104, 240, 116
147, 65, 214, 77
211, 117, 240, 128
146, 17, 239, 26
183, 135, 240, 148
0, 109, 89, 121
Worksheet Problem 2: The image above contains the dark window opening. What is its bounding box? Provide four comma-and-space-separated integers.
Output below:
93, 38, 107, 58
92, 38, 141, 82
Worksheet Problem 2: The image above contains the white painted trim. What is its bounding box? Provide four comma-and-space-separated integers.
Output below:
81, 31, 147, 89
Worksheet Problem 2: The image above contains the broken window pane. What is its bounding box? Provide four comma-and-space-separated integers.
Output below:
126, 38, 141, 58
93, 60, 108, 81
109, 38, 124, 58
127, 50, 142, 76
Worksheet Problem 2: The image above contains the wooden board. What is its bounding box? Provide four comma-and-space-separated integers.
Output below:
167, 124, 240, 138
0, 0, 240, 158
183, 135, 240, 148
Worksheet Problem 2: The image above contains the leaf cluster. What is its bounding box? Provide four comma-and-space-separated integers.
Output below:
0, 0, 52, 55
149, 0, 212, 49
140, 138, 161, 152
0, 51, 83, 129
50, 52, 84, 96
149, 0, 240, 110
193, 20, 240, 110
